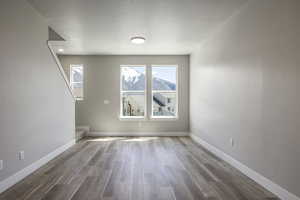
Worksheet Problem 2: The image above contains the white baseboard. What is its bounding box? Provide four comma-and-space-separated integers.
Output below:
0, 139, 76, 194
76, 126, 90, 141
190, 134, 300, 200
76, 126, 90, 133
87, 131, 189, 137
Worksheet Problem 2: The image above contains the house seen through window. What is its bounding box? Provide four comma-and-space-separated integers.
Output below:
152, 66, 177, 118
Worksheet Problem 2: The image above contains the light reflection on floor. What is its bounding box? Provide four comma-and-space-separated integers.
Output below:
85, 137, 159, 142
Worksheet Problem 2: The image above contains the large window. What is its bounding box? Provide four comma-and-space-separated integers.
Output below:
152, 66, 178, 118
70, 65, 83, 100
120, 66, 146, 118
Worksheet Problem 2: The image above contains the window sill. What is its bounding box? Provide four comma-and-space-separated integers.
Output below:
119, 116, 147, 121
150, 116, 179, 121
118, 114, 179, 121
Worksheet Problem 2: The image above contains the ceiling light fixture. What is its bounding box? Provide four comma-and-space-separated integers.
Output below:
58, 48, 64, 52
131, 36, 146, 44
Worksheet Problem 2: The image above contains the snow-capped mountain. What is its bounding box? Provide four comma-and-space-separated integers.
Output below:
122, 67, 176, 90
122, 67, 142, 84
122, 67, 146, 90
152, 77, 176, 90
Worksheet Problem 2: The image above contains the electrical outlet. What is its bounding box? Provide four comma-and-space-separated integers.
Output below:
230, 138, 234, 147
0, 160, 3, 170
104, 100, 110, 105
19, 151, 25, 160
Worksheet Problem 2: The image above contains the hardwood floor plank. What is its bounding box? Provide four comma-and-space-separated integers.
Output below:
71, 172, 111, 200
130, 143, 144, 200
41, 184, 78, 200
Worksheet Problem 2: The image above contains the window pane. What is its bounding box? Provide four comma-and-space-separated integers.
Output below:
122, 93, 145, 116
72, 83, 83, 98
73, 88, 83, 99
72, 66, 83, 82
153, 92, 176, 117
121, 66, 145, 91
152, 66, 176, 91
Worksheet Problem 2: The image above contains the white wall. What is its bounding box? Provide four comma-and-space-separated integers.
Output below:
59, 55, 189, 134
190, 0, 300, 197
0, 0, 75, 182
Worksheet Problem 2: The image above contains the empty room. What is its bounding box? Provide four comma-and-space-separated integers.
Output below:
1, 0, 300, 199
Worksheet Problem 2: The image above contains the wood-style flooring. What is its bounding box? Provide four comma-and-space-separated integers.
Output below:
0, 137, 280, 200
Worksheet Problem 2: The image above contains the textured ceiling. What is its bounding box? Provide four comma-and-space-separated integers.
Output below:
28, 0, 247, 55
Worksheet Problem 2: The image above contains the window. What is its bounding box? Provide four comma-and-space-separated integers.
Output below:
152, 66, 178, 118
120, 66, 146, 118
70, 65, 84, 100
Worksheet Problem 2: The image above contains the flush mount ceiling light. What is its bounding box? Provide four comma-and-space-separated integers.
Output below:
58, 48, 64, 52
131, 36, 146, 44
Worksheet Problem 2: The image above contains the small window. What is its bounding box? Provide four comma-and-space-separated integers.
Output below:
152, 66, 178, 118
120, 66, 146, 118
70, 65, 83, 100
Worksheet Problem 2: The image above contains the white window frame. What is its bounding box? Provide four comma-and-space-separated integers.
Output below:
70, 64, 84, 101
151, 65, 178, 119
119, 65, 147, 119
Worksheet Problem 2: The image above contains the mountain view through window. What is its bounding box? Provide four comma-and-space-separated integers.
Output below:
121, 66, 146, 117
120, 65, 177, 118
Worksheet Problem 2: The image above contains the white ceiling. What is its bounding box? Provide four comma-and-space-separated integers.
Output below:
28, 0, 247, 55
